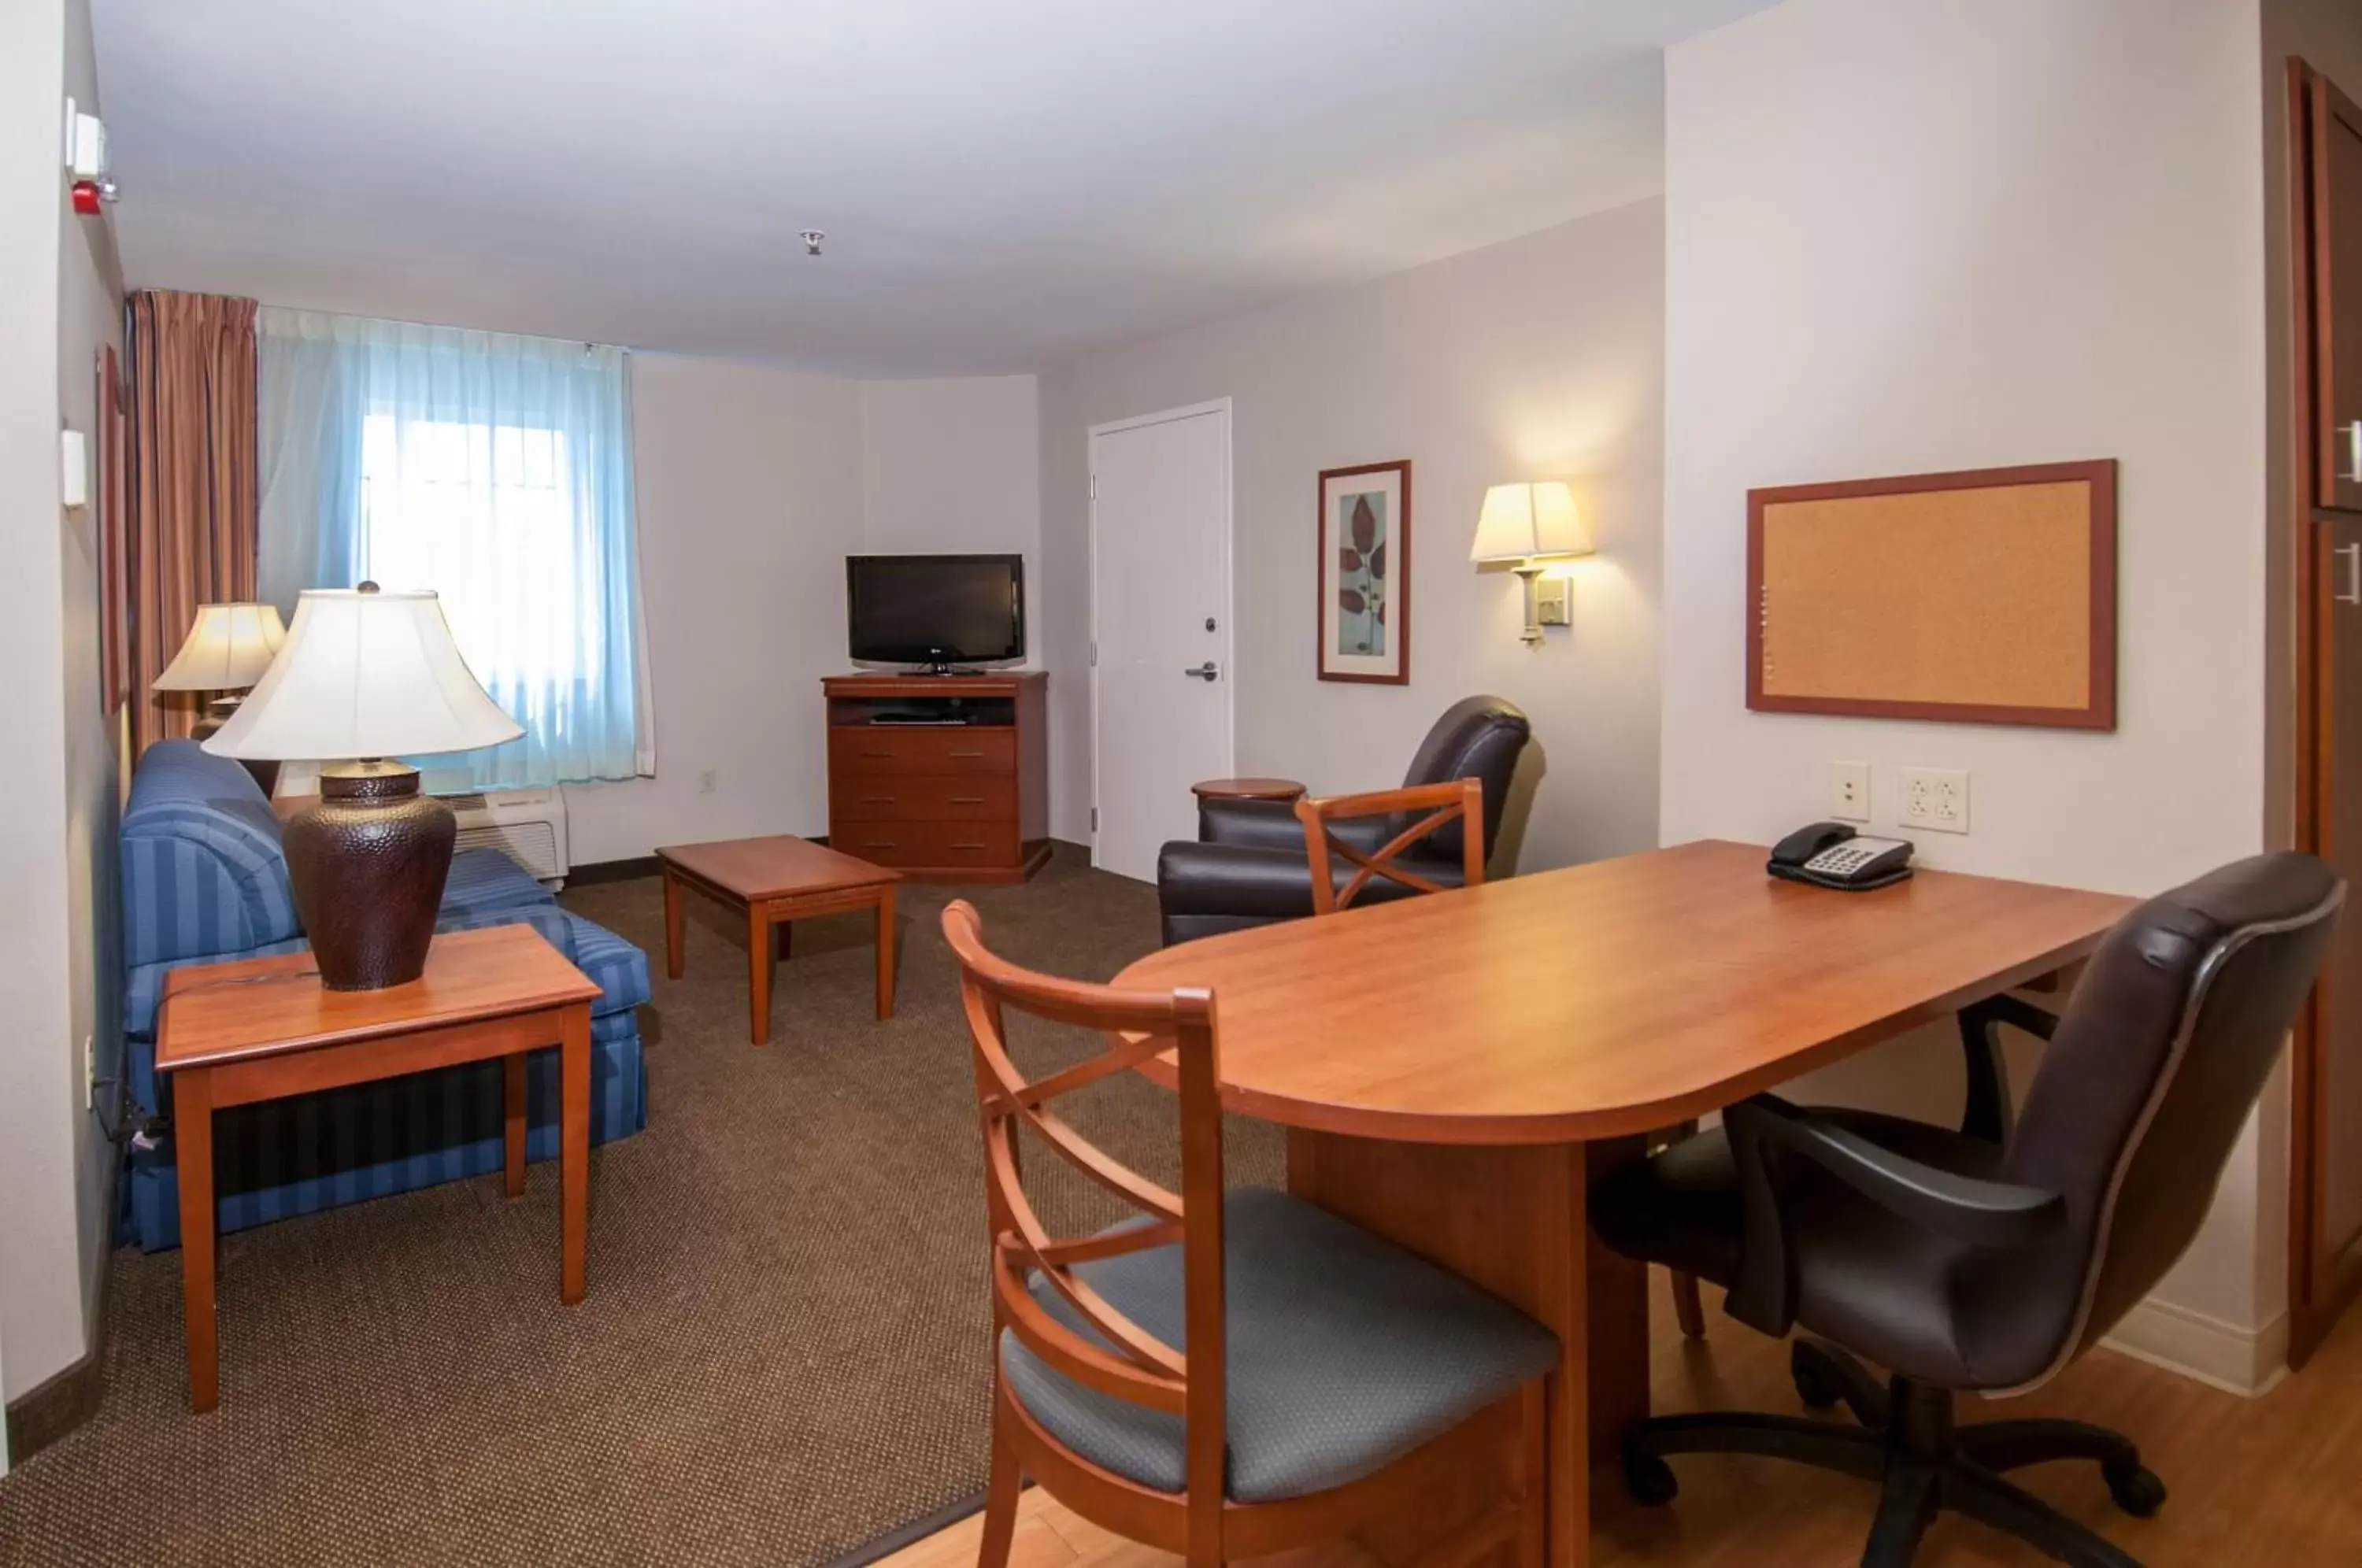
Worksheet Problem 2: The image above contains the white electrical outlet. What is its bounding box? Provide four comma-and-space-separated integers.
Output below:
698, 769, 717, 796
1830, 760, 1871, 823
1901, 767, 1971, 834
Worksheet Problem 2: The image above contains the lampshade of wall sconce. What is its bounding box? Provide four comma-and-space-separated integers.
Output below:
151, 602, 288, 692
1469, 481, 1593, 563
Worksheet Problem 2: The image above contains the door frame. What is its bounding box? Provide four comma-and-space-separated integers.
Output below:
1087, 398, 1237, 872
2286, 57, 2362, 1368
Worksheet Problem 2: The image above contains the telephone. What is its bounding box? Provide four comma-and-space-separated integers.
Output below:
1767, 823, 1915, 891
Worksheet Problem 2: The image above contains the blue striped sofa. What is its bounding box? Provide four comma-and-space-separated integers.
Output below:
120, 740, 650, 1251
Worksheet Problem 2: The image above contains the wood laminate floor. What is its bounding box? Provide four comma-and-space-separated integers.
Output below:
881, 1274, 2362, 1568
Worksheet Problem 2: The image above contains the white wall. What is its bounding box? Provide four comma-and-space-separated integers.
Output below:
1664, 0, 2275, 1356
563, 366, 1049, 864
1038, 200, 1666, 871
0, 0, 124, 1408
860, 376, 1043, 668
562, 357, 863, 864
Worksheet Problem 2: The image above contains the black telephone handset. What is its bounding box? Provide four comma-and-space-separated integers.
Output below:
1767, 822, 1915, 891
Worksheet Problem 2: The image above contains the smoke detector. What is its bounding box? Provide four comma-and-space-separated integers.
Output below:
798, 230, 825, 257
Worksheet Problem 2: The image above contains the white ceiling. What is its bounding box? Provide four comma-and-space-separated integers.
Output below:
92, 0, 1774, 377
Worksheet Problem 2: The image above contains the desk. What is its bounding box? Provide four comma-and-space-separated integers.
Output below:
156, 924, 602, 1413
1115, 839, 2133, 1568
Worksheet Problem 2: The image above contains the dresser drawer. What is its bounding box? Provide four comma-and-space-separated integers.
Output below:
829, 820, 1021, 871
830, 727, 1016, 777
833, 774, 1017, 823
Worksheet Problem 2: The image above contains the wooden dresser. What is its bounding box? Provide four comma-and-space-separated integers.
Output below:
822, 672, 1050, 882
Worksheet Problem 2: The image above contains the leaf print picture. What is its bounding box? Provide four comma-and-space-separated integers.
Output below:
1316, 460, 1410, 683
1337, 492, 1386, 656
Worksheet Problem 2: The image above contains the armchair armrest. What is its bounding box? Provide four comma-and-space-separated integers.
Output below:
1723, 1093, 2068, 1337
1956, 994, 2058, 1145
1198, 796, 1389, 856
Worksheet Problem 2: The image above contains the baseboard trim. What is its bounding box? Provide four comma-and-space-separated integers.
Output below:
2101, 1297, 2289, 1398
566, 855, 661, 886
4, 1232, 116, 1463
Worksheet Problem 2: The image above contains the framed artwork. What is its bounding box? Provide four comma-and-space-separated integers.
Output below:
97, 345, 131, 715
1316, 460, 1410, 683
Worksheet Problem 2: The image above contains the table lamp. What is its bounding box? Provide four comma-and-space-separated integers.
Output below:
150, 602, 287, 738
202, 585, 523, 991
1470, 481, 1594, 643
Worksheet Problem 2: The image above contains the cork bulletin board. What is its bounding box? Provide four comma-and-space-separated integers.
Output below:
1746, 460, 2117, 730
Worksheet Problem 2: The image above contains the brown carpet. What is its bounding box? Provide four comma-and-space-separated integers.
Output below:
0, 845, 1279, 1566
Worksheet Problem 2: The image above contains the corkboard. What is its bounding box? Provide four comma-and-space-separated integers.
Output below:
1746, 460, 2116, 729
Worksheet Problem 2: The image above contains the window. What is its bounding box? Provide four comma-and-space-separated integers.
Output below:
257, 309, 648, 790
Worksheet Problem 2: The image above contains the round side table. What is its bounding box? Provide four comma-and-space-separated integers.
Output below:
1190, 776, 1307, 838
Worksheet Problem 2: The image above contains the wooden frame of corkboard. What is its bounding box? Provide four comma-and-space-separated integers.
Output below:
1746, 460, 2117, 730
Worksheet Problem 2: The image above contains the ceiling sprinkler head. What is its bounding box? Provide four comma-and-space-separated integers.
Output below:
799, 230, 826, 257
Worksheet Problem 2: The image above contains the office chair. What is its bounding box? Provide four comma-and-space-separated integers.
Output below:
1155, 695, 1530, 946
1590, 852, 2343, 1568
943, 900, 1559, 1568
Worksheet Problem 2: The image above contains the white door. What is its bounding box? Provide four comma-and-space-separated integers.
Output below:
1090, 401, 1234, 882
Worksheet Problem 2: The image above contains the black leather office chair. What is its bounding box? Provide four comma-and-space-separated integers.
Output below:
1590, 852, 2343, 1568
1155, 696, 1531, 946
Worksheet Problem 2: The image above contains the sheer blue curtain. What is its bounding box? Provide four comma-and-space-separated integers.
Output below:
257, 309, 652, 789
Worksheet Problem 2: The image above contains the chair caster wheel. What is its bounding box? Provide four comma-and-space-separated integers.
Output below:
1623, 1452, 1679, 1507
2105, 1463, 2167, 1518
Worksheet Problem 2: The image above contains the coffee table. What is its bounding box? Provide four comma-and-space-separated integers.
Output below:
657, 834, 901, 1045
156, 923, 602, 1413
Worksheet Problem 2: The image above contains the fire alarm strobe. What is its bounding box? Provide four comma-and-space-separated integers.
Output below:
72, 179, 111, 216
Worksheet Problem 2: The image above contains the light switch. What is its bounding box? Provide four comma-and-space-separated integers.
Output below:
1532, 575, 1571, 627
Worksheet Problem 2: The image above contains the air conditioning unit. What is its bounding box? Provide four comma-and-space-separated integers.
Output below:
440, 787, 570, 888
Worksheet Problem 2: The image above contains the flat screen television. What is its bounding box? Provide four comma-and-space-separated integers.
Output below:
846, 553, 1026, 670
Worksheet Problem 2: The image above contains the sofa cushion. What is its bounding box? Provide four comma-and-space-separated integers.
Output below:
439, 847, 558, 922
121, 740, 301, 967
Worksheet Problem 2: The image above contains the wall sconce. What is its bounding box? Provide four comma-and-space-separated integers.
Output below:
1470, 481, 1593, 643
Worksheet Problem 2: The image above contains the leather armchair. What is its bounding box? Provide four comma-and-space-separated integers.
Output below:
1156, 696, 1531, 946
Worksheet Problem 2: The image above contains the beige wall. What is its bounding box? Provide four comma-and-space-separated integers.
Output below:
563, 365, 1048, 864
563, 356, 864, 865
1664, 0, 2277, 1378
1036, 200, 1667, 871
0, 0, 125, 1409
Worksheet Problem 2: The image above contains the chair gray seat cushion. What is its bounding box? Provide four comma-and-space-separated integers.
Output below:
1589, 1110, 2008, 1387
998, 1187, 1557, 1503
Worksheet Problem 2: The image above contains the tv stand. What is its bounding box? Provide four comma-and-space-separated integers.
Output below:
823, 671, 1050, 883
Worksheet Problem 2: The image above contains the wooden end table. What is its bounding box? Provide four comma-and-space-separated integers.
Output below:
657, 834, 901, 1045
156, 923, 602, 1414
1189, 776, 1308, 836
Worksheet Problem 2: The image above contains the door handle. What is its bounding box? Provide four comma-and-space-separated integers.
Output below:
2345, 421, 2362, 485
2339, 542, 2361, 606
1184, 662, 1220, 682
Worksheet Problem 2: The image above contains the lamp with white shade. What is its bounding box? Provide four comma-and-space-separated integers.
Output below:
150, 601, 287, 738
1469, 481, 1594, 644
204, 585, 522, 991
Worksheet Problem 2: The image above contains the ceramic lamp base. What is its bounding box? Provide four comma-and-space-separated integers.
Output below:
283, 760, 457, 991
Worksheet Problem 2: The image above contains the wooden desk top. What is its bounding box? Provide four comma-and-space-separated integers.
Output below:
156, 924, 601, 1073
657, 834, 902, 900
1115, 839, 2135, 1145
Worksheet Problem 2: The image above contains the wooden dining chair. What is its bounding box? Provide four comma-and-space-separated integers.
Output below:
1294, 778, 1711, 1341
944, 900, 1558, 1568
1294, 777, 1487, 915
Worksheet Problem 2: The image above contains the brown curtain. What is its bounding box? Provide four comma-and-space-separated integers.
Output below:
127, 290, 259, 752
